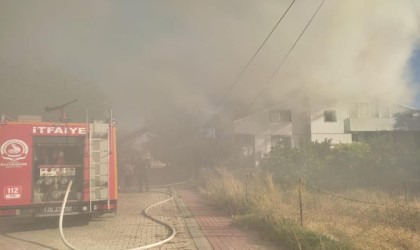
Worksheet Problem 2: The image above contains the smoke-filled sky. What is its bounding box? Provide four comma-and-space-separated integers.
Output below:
1, 0, 420, 129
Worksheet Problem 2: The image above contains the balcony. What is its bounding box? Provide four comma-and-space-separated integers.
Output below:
344, 116, 420, 132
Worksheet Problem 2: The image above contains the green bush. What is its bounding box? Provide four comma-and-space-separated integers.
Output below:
260, 136, 420, 192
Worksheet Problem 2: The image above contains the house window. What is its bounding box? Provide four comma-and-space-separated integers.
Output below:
269, 109, 291, 122
271, 135, 291, 148
324, 110, 337, 122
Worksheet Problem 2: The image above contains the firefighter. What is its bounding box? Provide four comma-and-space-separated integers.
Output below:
122, 158, 135, 192
136, 151, 150, 192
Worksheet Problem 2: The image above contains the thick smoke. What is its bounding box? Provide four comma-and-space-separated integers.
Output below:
0, 1, 419, 128
159, 0, 420, 115
265, 0, 420, 107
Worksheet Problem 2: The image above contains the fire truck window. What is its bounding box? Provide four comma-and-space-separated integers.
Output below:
33, 136, 85, 165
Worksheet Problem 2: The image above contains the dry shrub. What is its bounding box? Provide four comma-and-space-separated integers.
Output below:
247, 173, 298, 223
202, 168, 349, 249
200, 167, 248, 215
200, 167, 420, 249
298, 187, 420, 249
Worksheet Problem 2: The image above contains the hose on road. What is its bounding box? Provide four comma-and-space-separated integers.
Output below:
59, 181, 176, 250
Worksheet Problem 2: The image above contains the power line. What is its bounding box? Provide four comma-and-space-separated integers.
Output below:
215, 0, 297, 108
245, 0, 326, 114
200, 0, 297, 129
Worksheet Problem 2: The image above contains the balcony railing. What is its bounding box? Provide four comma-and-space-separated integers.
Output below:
344, 116, 420, 132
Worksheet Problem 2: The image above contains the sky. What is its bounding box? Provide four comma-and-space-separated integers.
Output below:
1, 0, 420, 130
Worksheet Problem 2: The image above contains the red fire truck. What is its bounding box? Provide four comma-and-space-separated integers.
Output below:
0, 115, 118, 218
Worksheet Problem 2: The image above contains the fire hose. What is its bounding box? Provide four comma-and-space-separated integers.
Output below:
59, 181, 176, 250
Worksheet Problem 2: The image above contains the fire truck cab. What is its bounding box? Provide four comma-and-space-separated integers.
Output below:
0, 115, 118, 218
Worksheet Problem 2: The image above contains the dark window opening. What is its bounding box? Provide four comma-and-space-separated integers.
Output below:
270, 109, 291, 122
324, 110, 337, 122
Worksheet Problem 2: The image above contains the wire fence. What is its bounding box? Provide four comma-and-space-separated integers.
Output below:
201, 167, 420, 248
303, 182, 420, 209
248, 171, 420, 246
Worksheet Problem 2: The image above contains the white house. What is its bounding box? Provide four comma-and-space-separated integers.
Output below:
233, 100, 420, 165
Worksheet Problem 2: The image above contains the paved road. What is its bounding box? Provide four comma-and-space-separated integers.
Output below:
177, 189, 278, 250
0, 188, 279, 250
0, 189, 195, 250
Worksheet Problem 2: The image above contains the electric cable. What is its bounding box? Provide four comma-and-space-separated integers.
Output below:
245, 0, 326, 114
214, 0, 297, 108
199, 0, 297, 130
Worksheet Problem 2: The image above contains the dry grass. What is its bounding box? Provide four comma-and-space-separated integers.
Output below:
303, 190, 420, 250
200, 167, 420, 250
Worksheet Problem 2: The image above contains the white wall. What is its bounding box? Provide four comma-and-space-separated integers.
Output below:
311, 133, 352, 144
233, 101, 419, 166
234, 102, 311, 164
310, 102, 353, 144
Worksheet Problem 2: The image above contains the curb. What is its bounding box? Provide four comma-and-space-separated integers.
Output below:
172, 189, 213, 250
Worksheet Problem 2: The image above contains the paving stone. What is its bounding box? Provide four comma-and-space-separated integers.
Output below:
177, 188, 280, 250
0, 187, 281, 250
0, 189, 196, 250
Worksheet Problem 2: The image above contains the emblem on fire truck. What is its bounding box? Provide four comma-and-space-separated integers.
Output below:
1, 139, 29, 162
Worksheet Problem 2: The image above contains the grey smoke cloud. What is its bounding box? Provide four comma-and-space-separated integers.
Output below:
218, 0, 420, 111
269, 0, 420, 106
0, 0, 419, 129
